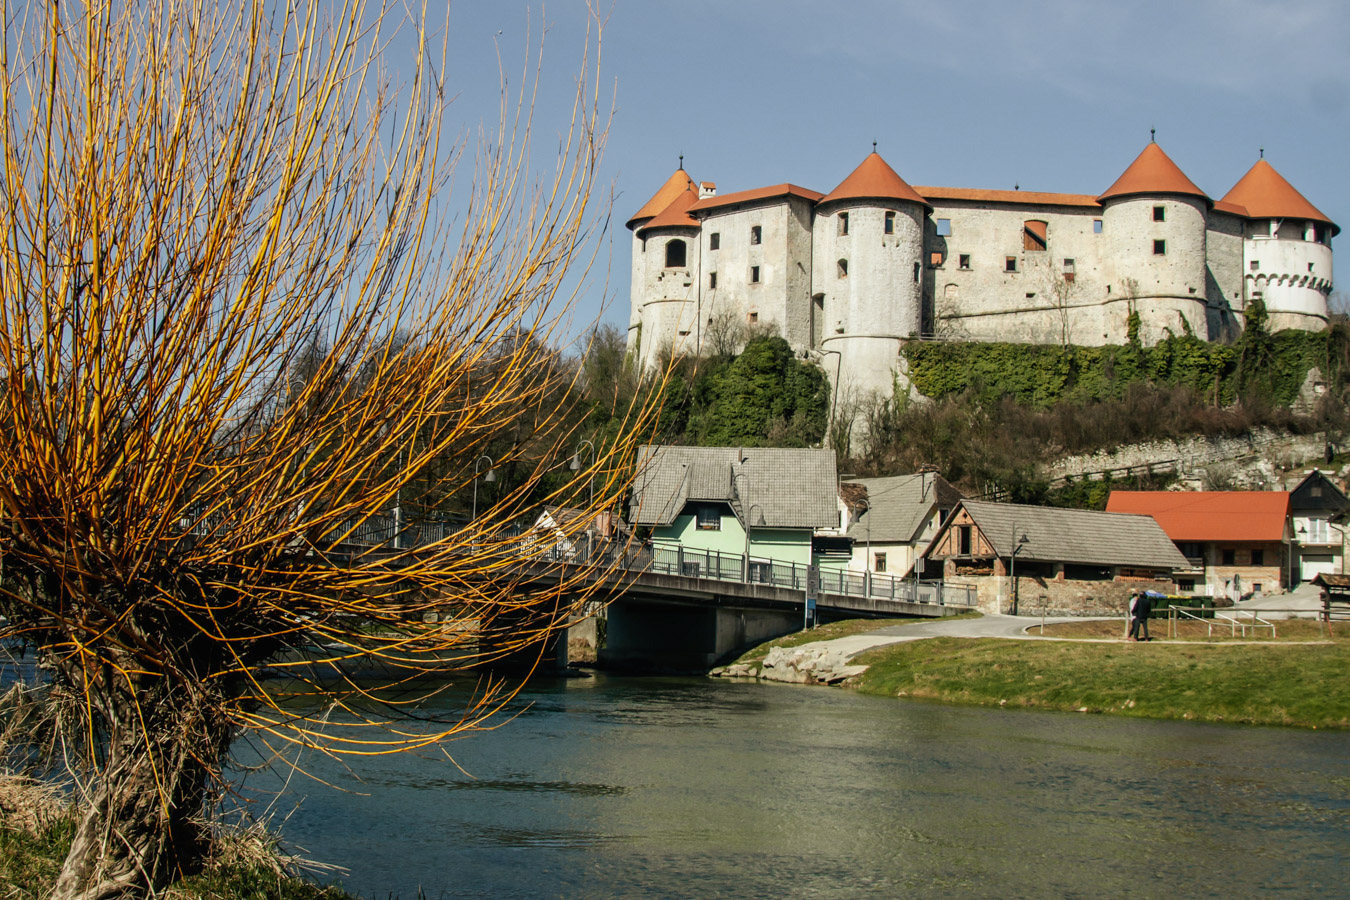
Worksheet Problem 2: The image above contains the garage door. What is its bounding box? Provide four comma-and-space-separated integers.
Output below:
1301, 553, 1336, 581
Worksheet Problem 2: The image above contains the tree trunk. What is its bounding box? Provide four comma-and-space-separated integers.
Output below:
49, 695, 228, 900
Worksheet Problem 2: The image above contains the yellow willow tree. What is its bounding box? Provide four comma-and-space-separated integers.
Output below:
0, 1, 652, 896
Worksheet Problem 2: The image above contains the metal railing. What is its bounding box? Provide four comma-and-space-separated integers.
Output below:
1167, 605, 1278, 639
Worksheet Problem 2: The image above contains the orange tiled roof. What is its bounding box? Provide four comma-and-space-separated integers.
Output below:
916, 186, 1101, 210
1098, 143, 1209, 204
627, 168, 696, 229
1219, 158, 1338, 234
1212, 199, 1249, 217
819, 152, 929, 208
1104, 491, 1289, 542
636, 187, 700, 234
688, 183, 825, 214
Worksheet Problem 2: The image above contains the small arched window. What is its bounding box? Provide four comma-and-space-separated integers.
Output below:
1023, 220, 1047, 251
837, 259, 848, 278
665, 239, 687, 268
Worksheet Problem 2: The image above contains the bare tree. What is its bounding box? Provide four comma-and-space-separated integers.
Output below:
0, 2, 657, 897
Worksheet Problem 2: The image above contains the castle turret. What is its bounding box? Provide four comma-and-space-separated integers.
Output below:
1219, 157, 1336, 332
813, 151, 929, 403
1098, 141, 1210, 342
627, 167, 697, 364
632, 185, 701, 370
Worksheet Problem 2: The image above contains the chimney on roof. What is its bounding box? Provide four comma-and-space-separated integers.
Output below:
700, 181, 717, 199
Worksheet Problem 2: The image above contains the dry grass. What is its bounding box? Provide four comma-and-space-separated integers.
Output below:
0, 776, 66, 835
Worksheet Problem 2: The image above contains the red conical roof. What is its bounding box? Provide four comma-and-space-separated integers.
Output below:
818, 152, 929, 208
627, 168, 696, 229
635, 186, 700, 235
1099, 142, 1209, 204
1220, 158, 1337, 234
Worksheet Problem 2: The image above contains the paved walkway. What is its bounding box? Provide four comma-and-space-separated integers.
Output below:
791, 612, 1122, 660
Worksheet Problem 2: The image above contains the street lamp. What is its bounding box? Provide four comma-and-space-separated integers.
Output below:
857, 498, 872, 595
1010, 530, 1030, 615
744, 503, 765, 583
472, 455, 496, 522
569, 439, 596, 507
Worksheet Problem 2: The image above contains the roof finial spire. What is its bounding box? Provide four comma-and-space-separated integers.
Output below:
678, 153, 684, 170
873, 140, 877, 153
1150, 127, 1156, 143
1259, 146, 1265, 159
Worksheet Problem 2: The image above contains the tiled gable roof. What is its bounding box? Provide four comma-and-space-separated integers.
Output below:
636, 186, 700, 235
818, 152, 929, 208
627, 168, 696, 229
1099, 142, 1209, 204
1104, 491, 1290, 542
955, 500, 1190, 570
846, 473, 962, 543
1219, 158, 1338, 234
630, 445, 838, 529
688, 183, 824, 215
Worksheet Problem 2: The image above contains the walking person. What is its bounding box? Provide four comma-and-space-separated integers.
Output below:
1126, 592, 1141, 641
1131, 591, 1154, 641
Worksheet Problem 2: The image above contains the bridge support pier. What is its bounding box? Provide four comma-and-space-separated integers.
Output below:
599, 600, 800, 671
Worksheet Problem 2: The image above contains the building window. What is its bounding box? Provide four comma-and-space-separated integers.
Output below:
709, 232, 720, 250
1153, 205, 1165, 222
1005, 256, 1017, 272
1308, 518, 1330, 543
959, 254, 971, 270
930, 251, 945, 268
936, 218, 951, 237
885, 211, 896, 234
696, 505, 721, 531
750, 225, 761, 245
1063, 258, 1076, 282
1023, 220, 1047, 252
1093, 219, 1103, 234
1153, 239, 1166, 255
958, 525, 972, 555
748, 311, 758, 324
874, 552, 887, 573
1251, 549, 1265, 566
1222, 548, 1235, 566
750, 265, 761, 283
1250, 260, 1260, 271
838, 212, 849, 236
913, 262, 920, 283
665, 239, 687, 268
837, 258, 848, 278
709, 272, 717, 289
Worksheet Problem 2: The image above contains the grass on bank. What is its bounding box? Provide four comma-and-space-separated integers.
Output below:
851, 637, 1350, 729
731, 613, 982, 668
1034, 617, 1348, 643
0, 776, 352, 900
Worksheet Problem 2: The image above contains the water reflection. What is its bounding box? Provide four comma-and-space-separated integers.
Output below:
235, 674, 1350, 899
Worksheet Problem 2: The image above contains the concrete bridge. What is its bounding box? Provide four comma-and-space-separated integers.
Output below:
329, 515, 976, 671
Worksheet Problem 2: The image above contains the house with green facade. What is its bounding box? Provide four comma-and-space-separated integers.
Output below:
629, 445, 838, 578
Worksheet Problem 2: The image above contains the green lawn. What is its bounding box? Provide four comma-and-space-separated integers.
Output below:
851, 637, 1350, 729
731, 613, 982, 667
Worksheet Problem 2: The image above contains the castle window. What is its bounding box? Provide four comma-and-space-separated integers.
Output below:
913, 262, 920, 283
1153, 239, 1167, 255
750, 225, 762, 245
959, 254, 971, 270
885, 212, 896, 234
665, 239, 687, 268
838, 212, 849, 236
750, 265, 761, 283
837, 259, 848, 278
1023, 220, 1047, 252
1153, 206, 1165, 222
1005, 256, 1017, 272
709, 272, 717, 289
1314, 223, 1329, 244
1250, 260, 1260, 271
748, 311, 759, 324
1309, 262, 1315, 273
936, 218, 951, 237
1093, 219, 1103, 234
929, 251, 945, 268
1063, 258, 1076, 283
710, 232, 720, 250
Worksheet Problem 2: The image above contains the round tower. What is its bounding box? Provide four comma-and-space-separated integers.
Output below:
627, 167, 697, 370
1098, 141, 1210, 343
1220, 156, 1336, 333
813, 150, 928, 405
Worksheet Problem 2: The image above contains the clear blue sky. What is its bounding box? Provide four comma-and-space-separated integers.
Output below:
427, 0, 1350, 338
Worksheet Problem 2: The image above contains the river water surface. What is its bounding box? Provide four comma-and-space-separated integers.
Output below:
236, 674, 1350, 899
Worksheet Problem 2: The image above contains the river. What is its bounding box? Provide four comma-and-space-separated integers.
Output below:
234, 673, 1350, 899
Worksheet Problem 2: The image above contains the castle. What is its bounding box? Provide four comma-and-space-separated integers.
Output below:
626, 140, 1337, 403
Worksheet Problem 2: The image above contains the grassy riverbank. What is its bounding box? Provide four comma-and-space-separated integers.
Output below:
0, 777, 350, 900
850, 637, 1350, 729
732, 613, 981, 668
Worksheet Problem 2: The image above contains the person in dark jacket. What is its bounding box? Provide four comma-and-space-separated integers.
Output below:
1129, 591, 1153, 641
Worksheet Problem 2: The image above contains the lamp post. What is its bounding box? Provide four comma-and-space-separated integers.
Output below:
1010, 529, 1029, 615
472, 455, 496, 522
744, 503, 765, 583
857, 498, 872, 596
569, 439, 596, 507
